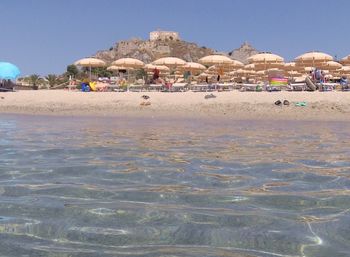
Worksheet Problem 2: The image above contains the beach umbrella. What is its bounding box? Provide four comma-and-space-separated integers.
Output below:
247, 52, 284, 72
111, 58, 144, 82
199, 55, 243, 69
287, 70, 302, 77
244, 63, 256, 70
340, 55, 350, 65
320, 61, 342, 71
232, 69, 256, 76
180, 62, 206, 72
0, 62, 21, 80
111, 58, 144, 69
74, 57, 106, 67
333, 66, 350, 77
152, 57, 186, 81
295, 51, 333, 68
338, 66, 350, 72
74, 57, 106, 79
283, 62, 298, 71
144, 64, 170, 72
152, 57, 186, 67
198, 72, 210, 77
248, 52, 284, 63
107, 65, 134, 71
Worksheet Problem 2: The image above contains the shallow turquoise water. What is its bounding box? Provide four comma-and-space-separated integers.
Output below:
0, 115, 350, 257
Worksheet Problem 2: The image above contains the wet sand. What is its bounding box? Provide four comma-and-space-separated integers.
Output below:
0, 90, 350, 121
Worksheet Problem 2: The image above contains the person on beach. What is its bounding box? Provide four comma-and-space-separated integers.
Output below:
152, 68, 160, 82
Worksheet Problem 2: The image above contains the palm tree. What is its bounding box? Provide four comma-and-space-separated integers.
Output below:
29, 74, 42, 90
45, 74, 58, 88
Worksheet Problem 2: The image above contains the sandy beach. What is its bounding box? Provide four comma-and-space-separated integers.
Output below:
0, 90, 350, 121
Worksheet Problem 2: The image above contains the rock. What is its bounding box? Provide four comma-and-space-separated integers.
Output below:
92, 33, 259, 65
228, 42, 259, 64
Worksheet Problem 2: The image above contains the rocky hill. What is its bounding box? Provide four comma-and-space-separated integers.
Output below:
94, 38, 259, 65
228, 42, 259, 64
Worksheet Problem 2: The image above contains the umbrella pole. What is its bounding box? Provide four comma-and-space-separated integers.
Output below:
89, 66, 92, 81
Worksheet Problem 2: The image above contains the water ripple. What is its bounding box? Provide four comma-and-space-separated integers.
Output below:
0, 116, 349, 256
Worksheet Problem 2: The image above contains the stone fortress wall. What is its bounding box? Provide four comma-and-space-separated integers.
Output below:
150, 30, 180, 41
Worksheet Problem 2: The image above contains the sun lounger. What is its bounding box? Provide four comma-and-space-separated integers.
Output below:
171, 83, 188, 92
191, 84, 210, 92
240, 84, 262, 92
319, 83, 337, 91
149, 84, 163, 91
289, 83, 306, 91
216, 83, 234, 91
107, 84, 126, 92
128, 84, 144, 92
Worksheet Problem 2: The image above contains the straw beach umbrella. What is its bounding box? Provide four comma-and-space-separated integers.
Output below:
111, 58, 144, 82
152, 57, 186, 81
74, 57, 106, 79
180, 62, 206, 72
320, 61, 342, 71
152, 57, 186, 67
295, 51, 333, 68
112, 58, 144, 69
340, 55, 350, 65
247, 52, 284, 71
244, 63, 256, 71
144, 64, 170, 72
107, 65, 134, 71
283, 62, 297, 71
248, 53, 284, 63
199, 55, 234, 66
199, 55, 243, 72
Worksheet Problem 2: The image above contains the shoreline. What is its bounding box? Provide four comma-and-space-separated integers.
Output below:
1, 90, 350, 121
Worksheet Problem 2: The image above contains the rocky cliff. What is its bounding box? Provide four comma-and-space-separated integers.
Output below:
228, 42, 259, 64
94, 38, 259, 65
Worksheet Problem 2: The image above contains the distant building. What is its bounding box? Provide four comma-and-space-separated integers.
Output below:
150, 30, 180, 41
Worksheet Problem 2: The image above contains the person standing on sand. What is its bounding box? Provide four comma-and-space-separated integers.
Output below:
152, 68, 160, 83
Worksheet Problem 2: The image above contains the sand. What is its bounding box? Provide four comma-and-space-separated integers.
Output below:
0, 90, 350, 121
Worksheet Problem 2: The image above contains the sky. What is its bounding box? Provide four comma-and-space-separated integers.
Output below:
0, 0, 349, 76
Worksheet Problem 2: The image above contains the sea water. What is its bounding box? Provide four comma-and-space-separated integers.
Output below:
0, 114, 349, 257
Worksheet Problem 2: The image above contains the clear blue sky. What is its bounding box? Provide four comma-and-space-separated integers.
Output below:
0, 0, 349, 76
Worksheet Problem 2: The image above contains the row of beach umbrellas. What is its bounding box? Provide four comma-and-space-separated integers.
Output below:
75, 51, 350, 81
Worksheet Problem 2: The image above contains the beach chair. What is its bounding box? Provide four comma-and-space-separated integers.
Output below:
288, 83, 305, 91
190, 84, 209, 92
319, 83, 337, 91
240, 84, 261, 92
149, 84, 163, 91
171, 82, 188, 92
217, 83, 234, 91
128, 84, 143, 92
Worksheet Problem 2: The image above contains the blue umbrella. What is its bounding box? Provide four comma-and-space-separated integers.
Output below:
0, 62, 21, 80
